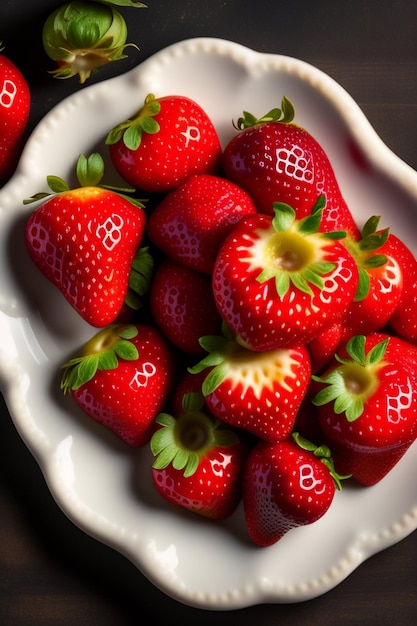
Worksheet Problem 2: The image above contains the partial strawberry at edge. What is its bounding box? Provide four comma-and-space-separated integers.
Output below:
221, 97, 361, 239
311, 333, 417, 486
61, 324, 174, 447
0, 48, 31, 185
106, 93, 222, 193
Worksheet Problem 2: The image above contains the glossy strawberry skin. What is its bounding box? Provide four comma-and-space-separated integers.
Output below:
212, 212, 359, 351
222, 121, 360, 237
71, 324, 173, 446
340, 232, 404, 341
25, 187, 146, 326
151, 439, 246, 520
0, 52, 30, 184
150, 258, 222, 355
313, 333, 417, 485
147, 174, 257, 274
198, 342, 311, 442
108, 96, 222, 192
243, 438, 336, 546
388, 234, 417, 344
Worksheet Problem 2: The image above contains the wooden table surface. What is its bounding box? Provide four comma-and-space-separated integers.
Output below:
1, 1, 417, 624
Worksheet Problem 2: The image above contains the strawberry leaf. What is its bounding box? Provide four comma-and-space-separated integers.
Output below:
123, 125, 143, 150
271, 202, 296, 231
60, 324, 140, 392
201, 363, 229, 396
76, 153, 105, 187
46, 175, 70, 193
114, 340, 139, 360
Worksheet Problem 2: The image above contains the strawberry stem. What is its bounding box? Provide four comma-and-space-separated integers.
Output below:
233, 95, 295, 130
291, 432, 351, 489
311, 335, 389, 421
150, 392, 239, 477
61, 324, 139, 392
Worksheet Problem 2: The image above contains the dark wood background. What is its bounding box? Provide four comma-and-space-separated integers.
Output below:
1, 1, 417, 624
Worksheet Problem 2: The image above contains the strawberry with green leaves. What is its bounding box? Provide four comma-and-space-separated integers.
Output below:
24, 153, 146, 327
212, 196, 359, 351
222, 97, 361, 238
311, 333, 417, 485
340, 216, 403, 338
61, 323, 174, 446
150, 390, 248, 520
147, 173, 257, 274
106, 93, 222, 192
0, 45, 30, 185
150, 258, 222, 355
242, 432, 346, 547
189, 324, 311, 442
308, 216, 404, 370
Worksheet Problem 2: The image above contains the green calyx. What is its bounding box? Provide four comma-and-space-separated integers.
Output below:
291, 432, 350, 490
125, 246, 154, 310
343, 215, 389, 302
188, 324, 244, 396
311, 334, 389, 422
233, 95, 295, 130
105, 93, 161, 150
61, 324, 139, 392
150, 391, 239, 477
23, 153, 145, 208
257, 195, 345, 298
42, 1, 142, 83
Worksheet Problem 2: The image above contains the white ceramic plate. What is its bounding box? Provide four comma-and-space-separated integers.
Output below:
1, 38, 417, 610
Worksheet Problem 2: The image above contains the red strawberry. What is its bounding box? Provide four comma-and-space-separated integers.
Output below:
339, 217, 403, 339
188, 324, 311, 442
222, 97, 360, 238
24, 153, 146, 327
150, 390, 248, 520
150, 258, 222, 355
388, 235, 417, 344
212, 196, 359, 351
105, 93, 222, 192
311, 333, 417, 485
0, 46, 30, 185
147, 174, 257, 274
61, 323, 174, 446
242, 432, 345, 547
309, 217, 404, 370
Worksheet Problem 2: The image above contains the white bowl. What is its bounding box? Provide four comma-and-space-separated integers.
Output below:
1, 38, 417, 610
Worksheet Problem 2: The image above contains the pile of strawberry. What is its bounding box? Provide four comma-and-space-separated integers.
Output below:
24, 93, 417, 547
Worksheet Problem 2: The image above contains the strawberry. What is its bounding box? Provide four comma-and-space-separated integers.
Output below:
150, 390, 248, 520
188, 324, 311, 442
150, 258, 222, 355
0, 45, 30, 185
339, 216, 403, 339
212, 196, 359, 351
61, 323, 174, 446
311, 333, 417, 485
24, 153, 146, 327
309, 216, 404, 370
387, 235, 417, 344
105, 93, 222, 192
147, 174, 257, 274
222, 97, 361, 238
242, 432, 345, 547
